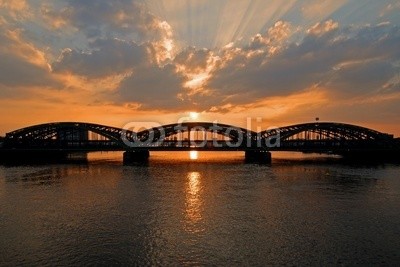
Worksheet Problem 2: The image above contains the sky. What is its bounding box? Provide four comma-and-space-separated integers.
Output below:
0, 0, 400, 135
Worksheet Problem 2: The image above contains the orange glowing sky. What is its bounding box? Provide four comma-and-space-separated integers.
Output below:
0, 0, 400, 136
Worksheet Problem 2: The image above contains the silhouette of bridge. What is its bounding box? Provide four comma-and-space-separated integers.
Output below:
0, 121, 399, 163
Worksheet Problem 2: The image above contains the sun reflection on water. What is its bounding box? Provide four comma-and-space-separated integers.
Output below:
185, 171, 204, 233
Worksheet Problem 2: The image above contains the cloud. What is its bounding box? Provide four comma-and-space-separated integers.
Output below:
58, 0, 170, 41
173, 47, 218, 94
92, 20, 399, 113
307, 20, 339, 36
0, 0, 30, 19
40, 3, 71, 29
48, 0, 177, 80
1, 29, 49, 68
52, 38, 148, 78
116, 64, 188, 110
37, 0, 177, 63
204, 21, 400, 111
380, 1, 400, 18
174, 47, 213, 73
0, 25, 60, 92
0, 52, 56, 89
249, 20, 292, 54
328, 60, 396, 96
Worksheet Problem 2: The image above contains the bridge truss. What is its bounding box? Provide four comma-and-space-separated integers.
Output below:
2, 121, 397, 154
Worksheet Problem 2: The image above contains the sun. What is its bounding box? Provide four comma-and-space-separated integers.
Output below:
189, 112, 199, 120
189, 150, 199, 160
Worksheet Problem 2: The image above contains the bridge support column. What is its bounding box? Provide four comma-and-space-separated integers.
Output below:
123, 150, 150, 164
245, 150, 271, 164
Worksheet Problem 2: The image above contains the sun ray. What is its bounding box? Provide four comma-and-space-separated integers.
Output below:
145, 0, 303, 49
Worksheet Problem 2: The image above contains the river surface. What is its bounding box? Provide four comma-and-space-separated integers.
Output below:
0, 152, 399, 266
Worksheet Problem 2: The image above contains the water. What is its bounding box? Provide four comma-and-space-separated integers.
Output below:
0, 152, 399, 266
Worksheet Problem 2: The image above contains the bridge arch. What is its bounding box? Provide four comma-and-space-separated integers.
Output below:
5, 122, 136, 145
260, 122, 393, 142
135, 122, 258, 143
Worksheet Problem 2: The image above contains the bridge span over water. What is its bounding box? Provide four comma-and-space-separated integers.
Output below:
0, 121, 399, 163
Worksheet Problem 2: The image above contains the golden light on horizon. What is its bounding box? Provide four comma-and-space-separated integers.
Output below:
189, 150, 199, 160
189, 112, 199, 120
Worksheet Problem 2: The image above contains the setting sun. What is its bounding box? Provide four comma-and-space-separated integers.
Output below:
189, 150, 199, 160
189, 112, 199, 120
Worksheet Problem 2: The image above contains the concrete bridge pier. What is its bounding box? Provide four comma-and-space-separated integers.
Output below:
123, 150, 150, 164
245, 150, 271, 164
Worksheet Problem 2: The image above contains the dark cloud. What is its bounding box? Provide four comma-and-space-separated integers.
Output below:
45, 15, 400, 113
62, 0, 167, 41
0, 26, 60, 93
0, 52, 57, 88
116, 64, 188, 110
328, 61, 396, 96
95, 21, 400, 112
206, 22, 400, 106
52, 38, 148, 78
174, 47, 213, 72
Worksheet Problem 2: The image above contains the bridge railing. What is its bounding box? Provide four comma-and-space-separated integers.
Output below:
121, 138, 278, 149
155, 140, 243, 148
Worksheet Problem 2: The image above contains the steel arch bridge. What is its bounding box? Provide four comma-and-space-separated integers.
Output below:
2, 121, 397, 154
4, 122, 136, 149
135, 122, 258, 143
5, 122, 124, 141
260, 122, 392, 141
